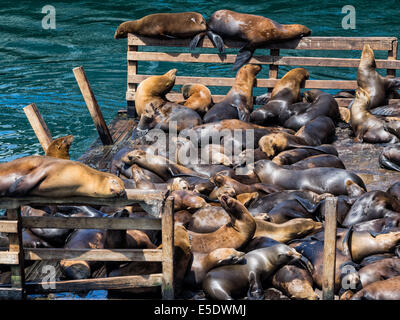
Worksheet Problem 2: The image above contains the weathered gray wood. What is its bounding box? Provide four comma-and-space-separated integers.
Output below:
127, 45, 138, 118
161, 196, 174, 300
388, 39, 398, 76
23, 103, 53, 152
322, 197, 338, 300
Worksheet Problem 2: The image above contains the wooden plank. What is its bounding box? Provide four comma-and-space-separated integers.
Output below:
23, 103, 53, 152
128, 34, 396, 51
0, 251, 19, 264
73, 66, 114, 146
127, 51, 400, 69
127, 45, 138, 118
128, 74, 358, 89
161, 196, 174, 300
24, 248, 162, 262
0, 288, 23, 300
25, 273, 163, 293
0, 220, 18, 233
322, 197, 338, 300
22, 216, 161, 230
388, 39, 398, 76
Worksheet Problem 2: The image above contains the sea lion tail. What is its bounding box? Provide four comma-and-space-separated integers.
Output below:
206, 31, 225, 53
232, 47, 254, 71
189, 32, 207, 51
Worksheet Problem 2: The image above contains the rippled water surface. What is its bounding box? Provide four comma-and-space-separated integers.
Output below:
0, 0, 399, 162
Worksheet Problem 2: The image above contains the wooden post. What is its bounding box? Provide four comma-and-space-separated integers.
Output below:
73, 66, 113, 145
161, 196, 174, 300
7, 207, 25, 299
127, 44, 138, 118
387, 40, 398, 77
322, 197, 338, 300
23, 103, 53, 152
268, 49, 280, 92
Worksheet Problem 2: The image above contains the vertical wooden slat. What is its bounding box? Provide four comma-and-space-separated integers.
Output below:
387, 40, 398, 77
7, 207, 25, 299
161, 196, 174, 300
268, 49, 280, 92
73, 66, 113, 145
23, 103, 53, 152
127, 45, 138, 118
322, 197, 338, 300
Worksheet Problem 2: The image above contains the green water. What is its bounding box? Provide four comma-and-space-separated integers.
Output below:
0, 0, 399, 163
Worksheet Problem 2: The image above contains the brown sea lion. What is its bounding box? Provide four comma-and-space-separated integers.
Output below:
272, 265, 318, 300
45, 135, 74, 159
265, 199, 316, 224
187, 205, 230, 233
202, 244, 306, 300
200, 144, 232, 166
250, 68, 309, 125
184, 248, 245, 288
187, 195, 256, 253
387, 181, 400, 202
208, 10, 311, 70
254, 160, 366, 196
259, 132, 307, 158
284, 154, 345, 170
379, 144, 400, 172
350, 87, 398, 143
0, 156, 125, 198
171, 190, 208, 211
358, 258, 400, 288
351, 276, 400, 300
284, 89, 340, 130
272, 144, 338, 166
181, 84, 213, 115
357, 44, 400, 109
254, 218, 322, 242
203, 64, 261, 122
295, 116, 336, 146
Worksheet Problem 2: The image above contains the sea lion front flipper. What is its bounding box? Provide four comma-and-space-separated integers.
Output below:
379, 153, 400, 172
7, 170, 47, 197
235, 104, 250, 122
254, 92, 271, 106
189, 32, 207, 51
206, 31, 225, 53
247, 271, 264, 300
233, 46, 254, 71
292, 195, 320, 213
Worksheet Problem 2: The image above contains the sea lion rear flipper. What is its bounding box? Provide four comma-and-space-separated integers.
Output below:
379, 154, 400, 172
189, 32, 206, 51
206, 31, 225, 53
247, 271, 264, 300
233, 47, 254, 71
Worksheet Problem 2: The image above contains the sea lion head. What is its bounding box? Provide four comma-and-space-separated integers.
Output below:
209, 248, 246, 266
360, 44, 376, 69
121, 149, 147, 166
168, 177, 190, 192
355, 87, 370, 106
272, 244, 303, 263
211, 173, 227, 187
237, 64, 262, 83
103, 174, 126, 198
45, 135, 74, 160
186, 12, 207, 32
114, 21, 136, 39
291, 24, 312, 37
303, 89, 326, 102
259, 133, 287, 158
219, 194, 248, 218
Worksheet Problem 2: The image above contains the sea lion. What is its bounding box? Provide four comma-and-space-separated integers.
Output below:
350, 87, 398, 143
358, 258, 400, 288
272, 265, 318, 300
207, 10, 311, 70
45, 135, 74, 159
187, 205, 230, 233
0, 156, 125, 198
181, 84, 213, 115
184, 248, 245, 288
254, 218, 322, 242
359, 253, 397, 267
284, 154, 345, 170
200, 144, 232, 167
250, 68, 309, 125
187, 195, 256, 253
351, 276, 400, 300
379, 144, 400, 172
272, 144, 338, 166
387, 181, 400, 202
295, 116, 336, 146
357, 44, 400, 109
202, 244, 306, 300
171, 190, 208, 211
254, 160, 366, 196
264, 199, 316, 224
203, 64, 261, 122
259, 132, 307, 158
242, 236, 281, 252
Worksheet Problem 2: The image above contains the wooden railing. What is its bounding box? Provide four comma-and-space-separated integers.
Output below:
126, 34, 399, 116
0, 191, 175, 300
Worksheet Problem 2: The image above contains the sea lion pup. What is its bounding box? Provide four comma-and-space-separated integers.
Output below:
254, 160, 366, 196
272, 144, 338, 166
187, 195, 256, 253
272, 265, 319, 300
187, 205, 231, 233
379, 144, 400, 172
203, 64, 261, 122
184, 248, 245, 288
357, 44, 400, 109
350, 276, 400, 300
341, 191, 400, 227
358, 258, 400, 288
254, 218, 322, 242
250, 68, 309, 126
207, 10, 311, 70
284, 90, 340, 130
284, 154, 345, 170
45, 135, 74, 159
181, 84, 213, 115
0, 156, 125, 198
295, 116, 336, 146
202, 244, 306, 300
350, 87, 398, 143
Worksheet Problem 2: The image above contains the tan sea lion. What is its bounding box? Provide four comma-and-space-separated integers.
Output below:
45, 135, 74, 159
187, 205, 230, 233
171, 190, 208, 211
358, 258, 400, 288
181, 84, 213, 115
351, 276, 400, 300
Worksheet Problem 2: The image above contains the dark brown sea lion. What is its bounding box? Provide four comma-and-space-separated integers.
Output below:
272, 144, 338, 166
357, 44, 400, 109
22, 229, 52, 248
184, 248, 245, 288
208, 10, 311, 70
272, 265, 318, 300
387, 181, 400, 202
187, 195, 256, 253
45, 135, 74, 159
254, 160, 366, 196
285, 154, 345, 170
295, 116, 336, 146
202, 244, 306, 300
181, 84, 213, 115
358, 258, 400, 288
379, 144, 400, 172
284, 89, 340, 130
350, 87, 398, 143
187, 205, 230, 233
203, 64, 261, 122
264, 199, 316, 224
351, 276, 400, 300
250, 68, 309, 125
0, 156, 125, 198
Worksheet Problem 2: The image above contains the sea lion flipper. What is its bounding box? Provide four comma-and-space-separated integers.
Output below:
233, 47, 254, 71
379, 154, 400, 172
247, 271, 264, 300
189, 32, 206, 51
235, 105, 250, 122
385, 77, 400, 90
254, 92, 271, 106
7, 170, 46, 197
206, 31, 225, 53
292, 195, 319, 213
